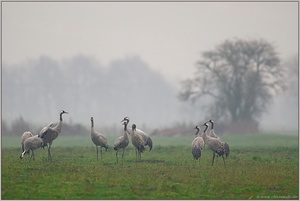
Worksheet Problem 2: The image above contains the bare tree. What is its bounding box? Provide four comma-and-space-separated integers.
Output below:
179, 38, 285, 129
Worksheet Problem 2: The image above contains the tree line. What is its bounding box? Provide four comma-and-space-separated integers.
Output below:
3, 38, 297, 135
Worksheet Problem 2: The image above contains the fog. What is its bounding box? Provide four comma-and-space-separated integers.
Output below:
2, 54, 298, 133
2, 55, 204, 129
2, 2, 298, 133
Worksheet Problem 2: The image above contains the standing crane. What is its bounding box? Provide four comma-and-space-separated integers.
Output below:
38, 110, 68, 161
113, 120, 130, 163
20, 135, 45, 161
206, 119, 230, 158
191, 126, 205, 161
21, 131, 33, 155
131, 124, 145, 162
121, 117, 153, 151
202, 122, 229, 166
90, 117, 109, 161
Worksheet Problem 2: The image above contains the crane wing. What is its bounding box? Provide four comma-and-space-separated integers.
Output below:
127, 127, 152, 151
113, 136, 123, 148
39, 126, 57, 140
39, 122, 55, 136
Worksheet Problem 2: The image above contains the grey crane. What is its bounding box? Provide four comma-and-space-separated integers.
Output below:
21, 131, 33, 154
113, 120, 130, 163
20, 135, 45, 161
121, 117, 153, 151
90, 117, 109, 161
191, 126, 205, 161
206, 119, 230, 158
38, 110, 68, 161
131, 124, 145, 162
202, 122, 229, 166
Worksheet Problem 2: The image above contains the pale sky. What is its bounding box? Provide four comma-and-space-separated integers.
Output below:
2, 1, 298, 86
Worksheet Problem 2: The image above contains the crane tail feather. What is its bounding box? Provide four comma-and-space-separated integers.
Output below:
147, 137, 153, 151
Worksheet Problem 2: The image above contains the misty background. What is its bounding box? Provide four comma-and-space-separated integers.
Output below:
2, 55, 205, 132
2, 53, 298, 136
1, 2, 298, 136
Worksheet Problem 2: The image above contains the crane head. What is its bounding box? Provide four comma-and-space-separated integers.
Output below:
121, 116, 130, 123
60, 110, 69, 115
132, 124, 136, 131
194, 126, 200, 130
205, 119, 213, 124
200, 123, 209, 133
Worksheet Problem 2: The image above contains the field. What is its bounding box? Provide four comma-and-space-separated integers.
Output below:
1, 133, 299, 200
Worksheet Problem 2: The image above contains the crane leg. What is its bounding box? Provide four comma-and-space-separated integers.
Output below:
32, 150, 35, 161
100, 147, 103, 160
212, 153, 216, 166
135, 149, 138, 162
30, 150, 35, 162
222, 155, 226, 166
96, 146, 99, 161
122, 148, 125, 163
47, 143, 52, 162
116, 149, 119, 163
29, 151, 33, 162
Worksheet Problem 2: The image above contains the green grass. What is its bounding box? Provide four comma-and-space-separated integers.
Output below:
1, 134, 299, 200
2, 133, 298, 148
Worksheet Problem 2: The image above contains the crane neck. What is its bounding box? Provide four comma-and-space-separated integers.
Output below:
60, 112, 64, 121
131, 128, 137, 137
202, 131, 208, 141
204, 125, 208, 133
195, 128, 200, 137
202, 124, 209, 140
91, 119, 95, 135
210, 121, 214, 129
53, 120, 63, 133
123, 124, 129, 139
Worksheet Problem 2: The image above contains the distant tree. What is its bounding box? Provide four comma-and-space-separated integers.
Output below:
284, 55, 298, 103
178, 38, 285, 131
10, 116, 32, 136
63, 123, 89, 136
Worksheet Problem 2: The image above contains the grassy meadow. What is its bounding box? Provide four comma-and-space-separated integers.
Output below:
1, 133, 299, 200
